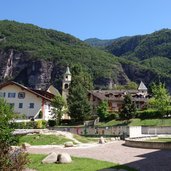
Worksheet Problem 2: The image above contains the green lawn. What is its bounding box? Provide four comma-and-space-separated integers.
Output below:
73, 134, 98, 143
146, 138, 171, 142
27, 154, 136, 171
99, 118, 171, 127
18, 134, 72, 145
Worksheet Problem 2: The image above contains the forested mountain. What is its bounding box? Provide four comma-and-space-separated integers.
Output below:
0, 20, 171, 92
86, 29, 171, 91
0, 20, 129, 90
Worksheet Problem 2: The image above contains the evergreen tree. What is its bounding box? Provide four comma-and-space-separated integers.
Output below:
120, 94, 136, 120
67, 64, 92, 122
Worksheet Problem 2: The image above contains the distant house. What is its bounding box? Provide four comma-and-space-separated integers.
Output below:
88, 81, 151, 113
0, 81, 58, 120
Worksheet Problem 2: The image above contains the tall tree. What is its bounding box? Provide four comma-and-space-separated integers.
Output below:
67, 64, 92, 122
120, 94, 136, 120
150, 82, 170, 116
52, 94, 66, 125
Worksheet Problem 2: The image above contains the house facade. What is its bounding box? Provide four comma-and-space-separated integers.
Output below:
88, 81, 151, 113
0, 81, 56, 120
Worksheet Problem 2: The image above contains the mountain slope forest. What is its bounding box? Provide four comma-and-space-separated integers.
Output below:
0, 20, 171, 91
85, 29, 171, 91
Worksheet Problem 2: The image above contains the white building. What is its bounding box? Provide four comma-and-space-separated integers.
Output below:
0, 81, 57, 120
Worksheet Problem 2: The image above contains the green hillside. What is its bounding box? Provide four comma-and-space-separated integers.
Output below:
0, 20, 125, 87
102, 29, 171, 79
0, 20, 171, 90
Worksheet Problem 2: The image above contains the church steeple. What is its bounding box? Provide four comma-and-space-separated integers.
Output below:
138, 81, 147, 95
62, 66, 71, 100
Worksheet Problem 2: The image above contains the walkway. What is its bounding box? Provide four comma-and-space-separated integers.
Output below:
27, 141, 171, 171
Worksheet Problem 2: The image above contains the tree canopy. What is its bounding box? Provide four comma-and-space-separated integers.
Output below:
51, 94, 66, 125
67, 65, 92, 122
150, 82, 170, 116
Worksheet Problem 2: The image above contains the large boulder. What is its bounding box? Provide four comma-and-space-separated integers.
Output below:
99, 136, 106, 144
42, 152, 58, 164
57, 153, 72, 164
64, 141, 74, 147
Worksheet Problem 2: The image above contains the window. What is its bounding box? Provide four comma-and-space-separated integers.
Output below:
0, 92, 6, 97
8, 93, 16, 98
19, 103, 23, 108
18, 92, 25, 99
29, 103, 34, 108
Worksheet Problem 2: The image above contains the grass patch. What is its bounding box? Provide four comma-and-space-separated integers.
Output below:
98, 118, 171, 127
73, 134, 98, 143
146, 138, 171, 142
18, 134, 72, 145
27, 154, 136, 171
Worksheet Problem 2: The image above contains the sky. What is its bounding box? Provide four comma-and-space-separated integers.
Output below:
0, 0, 171, 40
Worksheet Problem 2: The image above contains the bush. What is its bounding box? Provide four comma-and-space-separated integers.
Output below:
136, 109, 162, 119
0, 98, 28, 170
48, 120, 56, 127
36, 120, 42, 129
0, 147, 29, 171
10, 120, 47, 129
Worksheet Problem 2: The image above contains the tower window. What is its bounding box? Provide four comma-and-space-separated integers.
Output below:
64, 84, 69, 89
65, 76, 68, 79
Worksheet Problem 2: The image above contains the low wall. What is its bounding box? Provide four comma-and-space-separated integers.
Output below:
53, 126, 129, 137
142, 126, 171, 135
125, 137, 171, 149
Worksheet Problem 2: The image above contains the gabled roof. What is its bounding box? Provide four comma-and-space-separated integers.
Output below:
88, 90, 139, 101
0, 81, 53, 101
138, 81, 147, 91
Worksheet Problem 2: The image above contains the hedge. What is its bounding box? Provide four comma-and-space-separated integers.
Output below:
10, 120, 47, 129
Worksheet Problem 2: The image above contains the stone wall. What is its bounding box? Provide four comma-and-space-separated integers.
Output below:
54, 126, 129, 137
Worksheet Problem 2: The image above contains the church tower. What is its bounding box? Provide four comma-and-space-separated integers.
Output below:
62, 66, 71, 100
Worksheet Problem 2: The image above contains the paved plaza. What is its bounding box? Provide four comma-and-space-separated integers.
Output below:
27, 141, 171, 171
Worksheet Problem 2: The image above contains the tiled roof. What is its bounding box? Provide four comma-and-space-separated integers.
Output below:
0, 81, 53, 101
88, 90, 139, 101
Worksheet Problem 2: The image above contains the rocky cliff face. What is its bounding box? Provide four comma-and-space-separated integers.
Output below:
0, 49, 65, 90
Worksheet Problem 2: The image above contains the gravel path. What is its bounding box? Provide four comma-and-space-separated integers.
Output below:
27, 141, 171, 171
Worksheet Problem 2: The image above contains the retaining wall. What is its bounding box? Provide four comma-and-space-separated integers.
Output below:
125, 137, 171, 149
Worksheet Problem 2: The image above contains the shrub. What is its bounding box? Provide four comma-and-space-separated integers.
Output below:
136, 109, 162, 119
42, 120, 47, 128
10, 120, 47, 129
0, 98, 28, 170
48, 120, 56, 127
36, 120, 42, 129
